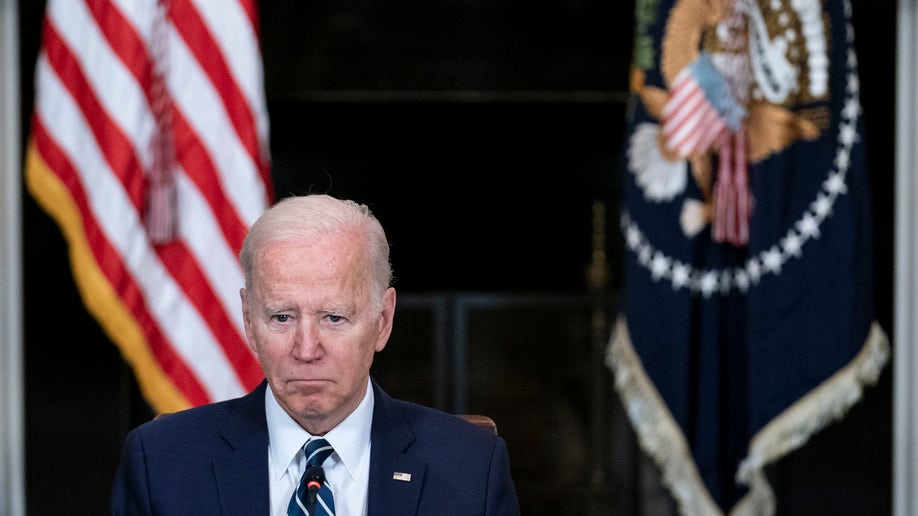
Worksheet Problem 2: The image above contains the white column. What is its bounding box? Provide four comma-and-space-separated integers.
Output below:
0, 0, 24, 515
894, 0, 918, 514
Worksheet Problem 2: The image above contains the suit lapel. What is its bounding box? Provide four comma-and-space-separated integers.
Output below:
213, 381, 271, 516
367, 380, 426, 515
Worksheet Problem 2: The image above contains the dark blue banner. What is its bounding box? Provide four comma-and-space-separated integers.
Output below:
608, 0, 890, 513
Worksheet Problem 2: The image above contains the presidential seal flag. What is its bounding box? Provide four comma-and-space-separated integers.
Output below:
607, 0, 890, 513
25, 0, 273, 413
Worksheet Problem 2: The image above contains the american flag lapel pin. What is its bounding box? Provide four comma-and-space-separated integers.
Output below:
393, 471, 412, 482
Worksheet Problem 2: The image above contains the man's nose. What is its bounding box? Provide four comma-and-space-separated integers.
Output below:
292, 322, 322, 361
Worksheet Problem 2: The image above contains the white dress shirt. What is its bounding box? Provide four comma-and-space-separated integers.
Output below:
266, 378, 374, 516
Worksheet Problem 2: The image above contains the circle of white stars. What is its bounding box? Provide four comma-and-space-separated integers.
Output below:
622, 24, 862, 299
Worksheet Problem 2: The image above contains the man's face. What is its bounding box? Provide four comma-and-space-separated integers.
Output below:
241, 234, 395, 434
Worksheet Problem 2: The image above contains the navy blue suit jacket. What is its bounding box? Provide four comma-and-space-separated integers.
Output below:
111, 379, 520, 515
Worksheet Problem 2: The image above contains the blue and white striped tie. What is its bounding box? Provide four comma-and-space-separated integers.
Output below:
288, 438, 335, 516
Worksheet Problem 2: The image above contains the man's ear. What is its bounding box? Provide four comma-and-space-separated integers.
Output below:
375, 287, 396, 353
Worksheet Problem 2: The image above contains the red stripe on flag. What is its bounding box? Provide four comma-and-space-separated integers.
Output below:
32, 117, 211, 406
237, 0, 260, 36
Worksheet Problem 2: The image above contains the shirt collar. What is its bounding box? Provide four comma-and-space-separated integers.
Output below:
265, 378, 375, 482
324, 378, 374, 482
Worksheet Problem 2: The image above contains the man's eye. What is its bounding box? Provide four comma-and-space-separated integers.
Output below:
327, 314, 343, 324
274, 314, 290, 323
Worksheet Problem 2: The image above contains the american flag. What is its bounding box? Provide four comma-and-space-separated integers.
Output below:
661, 57, 730, 158
25, 0, 273, 412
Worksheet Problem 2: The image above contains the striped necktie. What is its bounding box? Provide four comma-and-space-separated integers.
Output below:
288, 438, 336, 516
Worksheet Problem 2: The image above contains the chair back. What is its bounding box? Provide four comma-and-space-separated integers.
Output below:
457, 414, 498, 434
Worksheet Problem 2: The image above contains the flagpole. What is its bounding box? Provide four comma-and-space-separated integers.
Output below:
894, 0, 918, 514
0, 0, 25, 514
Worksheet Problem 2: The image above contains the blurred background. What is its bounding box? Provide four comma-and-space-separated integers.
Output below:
15, 0, 895, 514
